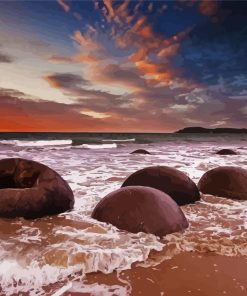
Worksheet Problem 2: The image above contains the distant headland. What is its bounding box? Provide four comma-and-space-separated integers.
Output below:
175, 127, 247, 134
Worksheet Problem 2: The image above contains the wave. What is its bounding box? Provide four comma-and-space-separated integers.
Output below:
75, 143, 117, 149
102, 138, 135, 143
0, 139, 72, 147
0, 226, 163, 295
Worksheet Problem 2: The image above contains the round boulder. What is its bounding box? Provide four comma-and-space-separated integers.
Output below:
0, 158, 74, 218
216, 149, 237, 155
130, 149, 151, 155
91, 186, 188, 236
122, 166, 200, 205
198, 166, 247, 200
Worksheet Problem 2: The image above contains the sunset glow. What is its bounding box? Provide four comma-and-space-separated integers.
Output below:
0, 0, 246, 131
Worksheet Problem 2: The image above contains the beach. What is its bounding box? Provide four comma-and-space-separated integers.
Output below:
0, 133, 246, 295
64, 252, 247, 296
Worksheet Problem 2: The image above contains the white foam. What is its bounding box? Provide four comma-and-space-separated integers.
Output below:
0, 139, 72, 147
102, 138, 135, 143
76, 143, 117, 149
69, 282, 129, 296
0, 219, 163, 295
0, 260, 77, 295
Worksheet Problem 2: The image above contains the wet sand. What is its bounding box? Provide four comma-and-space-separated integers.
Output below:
64, 252, 247, 296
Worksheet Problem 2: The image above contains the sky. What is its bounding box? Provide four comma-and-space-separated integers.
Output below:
0, 0, 246, 132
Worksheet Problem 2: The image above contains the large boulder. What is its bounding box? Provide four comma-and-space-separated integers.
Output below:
122, 166, 200, 205
198, 166, 247, 200
0, 158, 74, 218
91, 186, 188, 236
130, 149, 151, 155
216, 149, 237, 155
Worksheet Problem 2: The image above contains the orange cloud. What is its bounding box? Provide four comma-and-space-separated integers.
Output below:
131, 16, 147, 34
49, 26, 102, 65
44, 75, 62, 89
73, 53, 98, 64
72, 30, 100, 50
129, 48, 148, 63
136, 60, 159, 74
0, 88, 141, 132
48, 53, 98, 65
199, 0, 218, 16
103, 0, 115, 22
134, 60, 174, 85
157, 43, 180, 59
139, 25, 153, 39
102, 0, 134, 27
48, 55, 74, 64
57, 0, 70, 13
93, 1, 191, 87
0, 89, 105, 132
115, 0, 134, 25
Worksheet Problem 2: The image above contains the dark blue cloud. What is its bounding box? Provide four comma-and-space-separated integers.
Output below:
175, 0, 247, 98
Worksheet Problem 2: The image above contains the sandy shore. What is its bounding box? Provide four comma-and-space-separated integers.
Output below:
61, 252, 247, 296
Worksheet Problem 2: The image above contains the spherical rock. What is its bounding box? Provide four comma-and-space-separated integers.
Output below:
122, 166, 200, 205
130, 149, 151, 155
91, 186, 188, 236
0, 158, 74, 218
216, 149, 237, 155
198, 166, 247, 200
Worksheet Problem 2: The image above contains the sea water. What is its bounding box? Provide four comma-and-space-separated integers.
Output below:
0, 133, 246, 295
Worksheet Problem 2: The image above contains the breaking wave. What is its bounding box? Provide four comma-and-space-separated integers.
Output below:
0, 139, 72, 147
74, 143, 118, 149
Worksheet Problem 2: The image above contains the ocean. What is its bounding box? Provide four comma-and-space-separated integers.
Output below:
0, 132, 246, 295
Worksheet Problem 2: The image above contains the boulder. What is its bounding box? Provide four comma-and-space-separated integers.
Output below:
122, 166, 200, 205
0, 158, 74, 218
198, 166, 247, 200
91, 186, 188, 236
130, 149, 151, 155
216, 149, 237, 155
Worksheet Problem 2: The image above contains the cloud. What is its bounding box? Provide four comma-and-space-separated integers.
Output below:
69, 28, 104, 65
103, 0, 115, 22
148, 3, 153, 12
0, 27, 56, 61
43, 73, 89, 89
0, 88, 98, 131
0, 51, 14, 63
48, 53, 99, 65
48, 55, 75, 64
43, 72, 122, 102
91, 63, 147, 90
42, 71, 190, 131
97, 1, 191, 86
179, 0, 219, 18
73, 12, 82, 21
57, 0, 70, 13
198, 0, 218, 17
178, 4, 247, 98
0, 87, 133, 132
74, 53, 99, 64
48, 1, 247, 131
72, 30, 100, 50
28, 0, 247, 131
